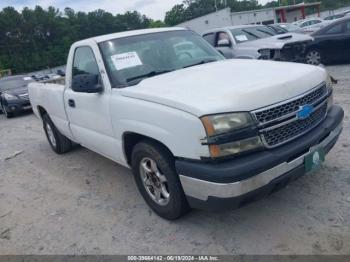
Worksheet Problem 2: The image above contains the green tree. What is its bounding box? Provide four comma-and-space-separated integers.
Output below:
0, 6, 155, 73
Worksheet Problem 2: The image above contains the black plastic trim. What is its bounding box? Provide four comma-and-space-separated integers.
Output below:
203, 125, 259, 145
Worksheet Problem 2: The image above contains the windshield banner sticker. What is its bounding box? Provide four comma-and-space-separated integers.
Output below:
111, 51, 142, 70
235, 35, 248, 42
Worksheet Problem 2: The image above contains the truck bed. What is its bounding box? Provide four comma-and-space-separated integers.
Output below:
28, 78, 70, 138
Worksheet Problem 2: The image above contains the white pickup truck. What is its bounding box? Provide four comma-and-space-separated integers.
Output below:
29, 28, 344, 220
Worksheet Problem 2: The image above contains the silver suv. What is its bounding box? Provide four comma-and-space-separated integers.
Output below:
202, 25, 313, 62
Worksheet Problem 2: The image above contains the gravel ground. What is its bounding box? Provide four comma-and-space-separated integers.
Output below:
0, 65, 349, 255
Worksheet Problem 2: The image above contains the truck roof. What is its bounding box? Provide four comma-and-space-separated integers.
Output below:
76, 27, 186, 44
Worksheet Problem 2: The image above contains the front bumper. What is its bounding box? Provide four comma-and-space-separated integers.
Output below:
176, 105, 344, 210
3, 99, 31, 113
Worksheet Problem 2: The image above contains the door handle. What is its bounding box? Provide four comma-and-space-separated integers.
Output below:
68, 99, 75, 108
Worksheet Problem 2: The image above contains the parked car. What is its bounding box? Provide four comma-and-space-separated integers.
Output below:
45, 73, 61, 80
305, 17, 350, 65
31, 74, 49, 81
324, 10, 350, 21
202, 25, 313, 62
57, 69, 66, 77
0, 75, 33, 118
29, 28, 343, 219
274, 23, 301, 32
293, 18, 324, 29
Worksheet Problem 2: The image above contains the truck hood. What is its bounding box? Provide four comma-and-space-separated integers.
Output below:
119, 59, 327, 117
238, 33, 313, 50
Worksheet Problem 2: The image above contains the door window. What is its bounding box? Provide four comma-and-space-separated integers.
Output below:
324, 23, 344, 34
346, 21, 350, 33
72, 47, 100, 78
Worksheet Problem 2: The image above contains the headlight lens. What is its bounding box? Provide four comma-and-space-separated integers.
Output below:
209, 136, 263, 158
201, 112, 254, 136
4, 93, 17, 101
201, 112, 262, 158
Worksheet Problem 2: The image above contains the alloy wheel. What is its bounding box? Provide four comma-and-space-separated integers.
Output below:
46, 122, 57, 147
139, 157, 170, 206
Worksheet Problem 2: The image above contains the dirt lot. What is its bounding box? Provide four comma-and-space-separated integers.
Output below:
0, 65, 350, 255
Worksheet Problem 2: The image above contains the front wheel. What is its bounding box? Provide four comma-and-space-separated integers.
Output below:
131, 140, 190, 220
305, 49, 322, 65
1, 102, 14, 118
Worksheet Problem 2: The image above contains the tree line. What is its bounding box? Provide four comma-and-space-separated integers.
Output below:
0, 6, 165, 73
165, 0, 350, 25
1, 0, 350, 73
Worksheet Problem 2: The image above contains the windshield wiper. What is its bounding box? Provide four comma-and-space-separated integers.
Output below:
183, 58, 217, 69
126, 70, 173, 83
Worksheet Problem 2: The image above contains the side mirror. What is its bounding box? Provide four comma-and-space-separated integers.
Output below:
72, 74, 103, 93
217, 39, 231, 47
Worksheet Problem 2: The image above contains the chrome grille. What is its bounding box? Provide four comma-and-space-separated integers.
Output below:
261, 103, 327, 147
254, 84, 327, 125
252, 83, 329, 148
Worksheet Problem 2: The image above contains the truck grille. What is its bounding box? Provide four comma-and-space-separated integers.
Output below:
254, 84, 327, 124
253, 83, 329, 148
261, 103, 327, 147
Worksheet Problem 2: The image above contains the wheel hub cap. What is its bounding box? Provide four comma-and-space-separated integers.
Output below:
307, 51, 321, 65
46, 123, 56, 147
139, 157, 170, 206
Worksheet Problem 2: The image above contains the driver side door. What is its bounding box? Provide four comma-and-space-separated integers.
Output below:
64, 44, 120, 161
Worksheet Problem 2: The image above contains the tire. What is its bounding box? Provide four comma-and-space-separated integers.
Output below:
1, 102, 14, 118
42, 114, 72, 154
131, 140, 190, 220
305, 49, 323, 65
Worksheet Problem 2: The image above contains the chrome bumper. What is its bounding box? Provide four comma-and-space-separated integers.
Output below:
179, 124, 342, 201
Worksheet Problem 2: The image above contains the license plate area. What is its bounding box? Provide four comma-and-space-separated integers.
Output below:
305, 147, 325, 173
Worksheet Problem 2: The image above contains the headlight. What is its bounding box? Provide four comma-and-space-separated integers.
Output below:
258, 49, 271, 60
209, 136, 263, 158
3, 93, 17, 101
201, 112, 254, 136
326, 74, 334, 111
201, 112, 262, 158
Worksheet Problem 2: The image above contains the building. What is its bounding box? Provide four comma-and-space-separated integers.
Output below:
176, 2, 321, 34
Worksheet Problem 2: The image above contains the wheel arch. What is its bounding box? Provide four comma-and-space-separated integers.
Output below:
37, 105, 48, 119
122, 132, 175, 166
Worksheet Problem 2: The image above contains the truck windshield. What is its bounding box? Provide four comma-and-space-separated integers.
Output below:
230, 26, 277, 43
99, 30, 224, 87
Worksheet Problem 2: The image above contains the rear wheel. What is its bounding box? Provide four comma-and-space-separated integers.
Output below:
306, 49, 322, 65
131, 140, 190, 220
42, 114, 72, 154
